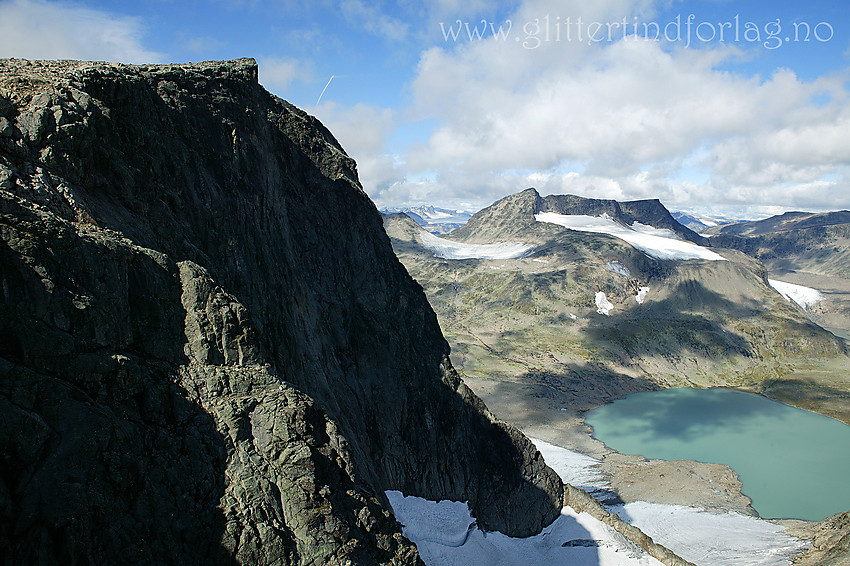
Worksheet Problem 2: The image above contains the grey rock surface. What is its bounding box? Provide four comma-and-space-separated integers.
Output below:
0, 58, 562, 565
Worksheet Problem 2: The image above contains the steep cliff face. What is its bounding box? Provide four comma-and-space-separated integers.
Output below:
0, 59, 562, 565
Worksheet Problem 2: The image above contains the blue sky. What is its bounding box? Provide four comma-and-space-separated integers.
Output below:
1, 0, 849, 216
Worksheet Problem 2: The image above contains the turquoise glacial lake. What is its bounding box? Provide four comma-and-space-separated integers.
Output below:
585, 388, 850, 521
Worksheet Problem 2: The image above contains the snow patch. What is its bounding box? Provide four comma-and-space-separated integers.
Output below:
386, 491, 664, 566
630, 221, 682, 240
606, 261, 631, 277
533, 258, 550, 264
385, 492, 474, 548
614, 503, 806, 566
419, 231, 534, 260
596, 291, 614, 315
535, 212, 726, 261
636, 287, 650, 304
768, 279, 824, 310
388, 440, 807, 566
532, 440, 807, 566
532, 439, 608, 492
570, 313, 579, 320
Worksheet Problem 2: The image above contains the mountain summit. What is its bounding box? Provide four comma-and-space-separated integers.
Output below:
385, 187, 847, 424
0, 59, 561, 564
449, 188, 706, 245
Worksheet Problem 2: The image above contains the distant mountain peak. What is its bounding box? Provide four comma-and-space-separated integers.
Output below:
380, 205, 474, 234
451, 188, 707, 246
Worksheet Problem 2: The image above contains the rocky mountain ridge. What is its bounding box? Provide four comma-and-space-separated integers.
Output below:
379, 205, 472, 234
670, 211, 737, 232
702, 210, 850, 341
704, 211, 850, 278
385, 188, 850, 565
0, 58, 562, 565
448, 188, 706, 245
385, 187, 849, 426
706, 210, 850, 236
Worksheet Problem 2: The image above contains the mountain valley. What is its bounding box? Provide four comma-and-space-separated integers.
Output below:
385, 188, 850, 565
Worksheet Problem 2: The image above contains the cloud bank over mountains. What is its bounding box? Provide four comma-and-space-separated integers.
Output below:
320, 0, 850, 213
2, 0, 847, 214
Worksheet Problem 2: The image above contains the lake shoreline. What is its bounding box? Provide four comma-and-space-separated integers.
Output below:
464, 373, 773, 516
584, 387, 850, 522
460, 372, 850, 563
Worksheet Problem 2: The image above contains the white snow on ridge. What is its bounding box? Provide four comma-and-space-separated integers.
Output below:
387, 440, 807, 566
532, 439, 608, 491
615, 502, 805, 566
418, 231, 535, 260
386, 490, 664, 566
636, 287, 650, 304
768, 279, 824, 310
596, 291, 614, 315
535, 212, 727, 261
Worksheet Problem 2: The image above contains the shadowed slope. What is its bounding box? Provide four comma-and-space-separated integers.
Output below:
0, 59, 562, 565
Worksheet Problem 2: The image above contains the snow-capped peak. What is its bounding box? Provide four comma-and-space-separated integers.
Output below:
535, 212, 726, 262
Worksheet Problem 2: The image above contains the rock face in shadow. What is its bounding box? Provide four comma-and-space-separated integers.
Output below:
0, 59, 562, 565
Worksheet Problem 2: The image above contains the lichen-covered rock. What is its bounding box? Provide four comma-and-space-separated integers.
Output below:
0, 58, 561, 565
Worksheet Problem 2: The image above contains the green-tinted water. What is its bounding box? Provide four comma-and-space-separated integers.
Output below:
585, 388, 850, 521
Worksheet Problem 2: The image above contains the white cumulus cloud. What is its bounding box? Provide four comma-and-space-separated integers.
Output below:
365, 0, 850, 211
258, 57, 314, 96
0, 0, 163, 63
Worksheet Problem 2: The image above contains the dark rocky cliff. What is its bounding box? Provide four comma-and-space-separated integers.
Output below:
0, 59, 562, 565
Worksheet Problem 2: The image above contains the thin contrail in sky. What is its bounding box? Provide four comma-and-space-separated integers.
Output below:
316, 75, 335, 105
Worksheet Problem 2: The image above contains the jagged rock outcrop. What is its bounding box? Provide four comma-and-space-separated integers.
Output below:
0, 58, 562, 565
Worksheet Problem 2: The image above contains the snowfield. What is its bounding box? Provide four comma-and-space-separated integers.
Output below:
418, 231, 535, 260
615, 502, 806, 566
636, 287, 650, 304
386, 491, 664, 566
532, 440, 807, 566
535, 212, 727, 261
768, 279, 824, 310
532, 439, 608, 492
385, 440, 807, 566
606, 260, 631, 277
